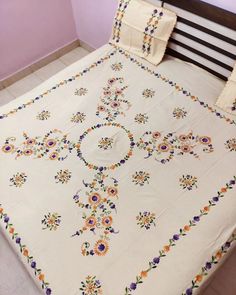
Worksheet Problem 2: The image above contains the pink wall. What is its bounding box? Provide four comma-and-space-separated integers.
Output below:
1, 0, 235, 80
71, 0, 236, 50
202, 0, 236, 13
0, 0, 77, 80
71, 0, 117, 49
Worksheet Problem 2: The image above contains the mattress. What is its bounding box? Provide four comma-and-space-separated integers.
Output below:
0, 43, 235, 295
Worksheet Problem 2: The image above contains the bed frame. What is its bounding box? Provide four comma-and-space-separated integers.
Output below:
154, 0, 236, 80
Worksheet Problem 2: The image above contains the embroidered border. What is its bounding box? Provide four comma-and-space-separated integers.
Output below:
143, 9, 163, 55
124, 177, 236, 294
0, 50, 116, 120
112, 0, 131, 43
109, 43, 236, 126
182, 232, 236, 295
0, 205, 52, 295
231, 98, 236, 112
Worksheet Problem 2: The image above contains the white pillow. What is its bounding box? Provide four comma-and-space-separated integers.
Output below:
110, 0, 177, 65
215, 63, 236, 114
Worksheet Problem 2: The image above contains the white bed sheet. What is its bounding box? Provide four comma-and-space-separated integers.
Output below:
0, 44, 235, 295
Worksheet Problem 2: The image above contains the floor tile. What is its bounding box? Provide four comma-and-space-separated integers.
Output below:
75, 47, 90, 58
33, 59, 66, 81
0, 88, 15, 106
7, 73, 42, 98
59, 47, 89, 66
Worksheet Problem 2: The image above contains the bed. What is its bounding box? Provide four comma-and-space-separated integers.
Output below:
0, 1, 236, 295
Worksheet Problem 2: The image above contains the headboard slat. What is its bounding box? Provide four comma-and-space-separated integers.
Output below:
174, 28, 236, 60
178, 17, 236, 46
166, 48, 228, 81
169, 38, 233, 71
161, 0, 236, 80
163, 0, 236, 30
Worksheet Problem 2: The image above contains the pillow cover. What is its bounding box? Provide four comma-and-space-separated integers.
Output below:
216, 64, 236, 115
111, 0, 177, 65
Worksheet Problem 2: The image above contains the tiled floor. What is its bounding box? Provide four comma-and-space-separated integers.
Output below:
0, 46, 235, 295
0, 46, 89, 105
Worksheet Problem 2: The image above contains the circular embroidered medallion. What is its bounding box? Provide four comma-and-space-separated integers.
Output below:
76, 123, 135, 171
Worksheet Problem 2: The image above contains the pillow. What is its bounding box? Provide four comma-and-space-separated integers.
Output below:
215, 64, 236, 114
111, 0, 177, 65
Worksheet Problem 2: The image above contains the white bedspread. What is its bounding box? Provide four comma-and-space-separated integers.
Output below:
0, 44, 235, 295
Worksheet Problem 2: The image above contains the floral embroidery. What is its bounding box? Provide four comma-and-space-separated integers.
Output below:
183, 233, 236, 295
111, 62, 123, 71
137, 131, 214, 164
179, 175, 198, 191
55, 169, 71, 184
112, 0, 131, 43
71, 112, 86, 123
125, 177, 236, 294
72, 172, 119, 256
10, 172, 27, 187
77, 122, 135, 171
231, 98, 236, 111
0, 205, 51, 294
134, 113, 148, 124
96, 77, 131, 121
142, 89, 155, 98
132, 171, 150, 186
2, 129, 76, 161
143, 9, 163, 55
36, 110, 51, 120
173, 107, 187, 119
225, 138, 236, 152
75, 88, 88, 96
42, 213, 61, 231
110, 44, 236, 126
98, 137, 114, 150
0, 50, 117, 120
136, 212, 156, 229
80, 275, 103, 295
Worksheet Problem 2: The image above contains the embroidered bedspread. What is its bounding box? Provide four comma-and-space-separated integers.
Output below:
0, 44, 236, 295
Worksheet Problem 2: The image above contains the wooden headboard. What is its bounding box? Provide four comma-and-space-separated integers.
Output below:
152, 0, 236, 80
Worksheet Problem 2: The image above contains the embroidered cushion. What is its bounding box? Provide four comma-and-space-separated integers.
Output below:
110, 0, 177, 65
216, 63, 236, 115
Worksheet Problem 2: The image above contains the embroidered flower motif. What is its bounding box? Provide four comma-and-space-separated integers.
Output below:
124, 177, 236, 294
75, 88, 88, 96
55, 169, 71, 184
2, 143, 15, 153
94, 239, 109, 256
136, 212, 156, 229
71, 112, 86, 123
231, 98, 236, 111
10, 172, 27, 187
42, 213, 61, 231
98, 137, 113, 150
137, 131, 214, 164
134, 113, 149, 124
142, 9, 163, 55
179, 175, 198, 191
96, 77, 131, 121
142, 89, 155, 98
132, 171, 150, 186
173, 107, 187, 119
88, 192, 102, 206
80, 275, 103, 295
2, 130, 76, 161
225, 138, 236, 152
111, 62, 123, 71
183, 235, 236, 295
36, 110, 51, 121
72, 172, 119, 256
